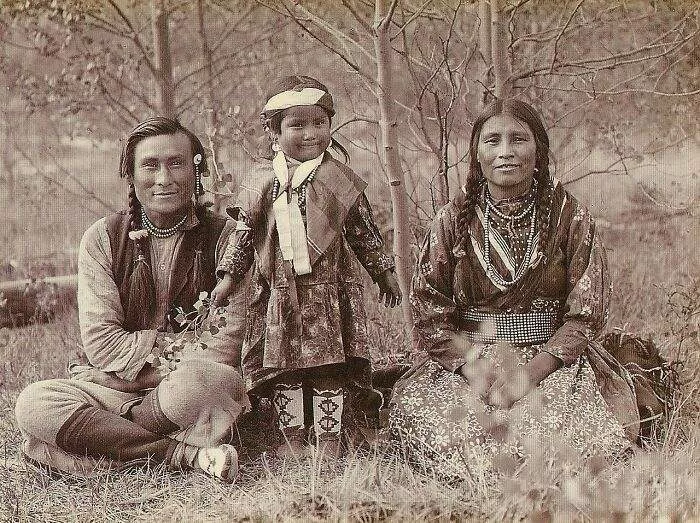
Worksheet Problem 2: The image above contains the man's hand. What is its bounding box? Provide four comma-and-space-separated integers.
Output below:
72, 367, 139, 393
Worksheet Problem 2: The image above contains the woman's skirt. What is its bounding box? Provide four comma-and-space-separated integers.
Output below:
388, 344, 631, 479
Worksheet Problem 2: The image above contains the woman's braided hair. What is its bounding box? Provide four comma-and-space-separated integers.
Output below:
456, 99, 555, 260
118, 117, 209, 329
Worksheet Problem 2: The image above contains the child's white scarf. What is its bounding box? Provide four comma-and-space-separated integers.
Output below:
271, 149, 326, 275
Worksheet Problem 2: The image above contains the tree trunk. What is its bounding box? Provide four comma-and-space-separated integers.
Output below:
478, 0, 493, 105
1, 122, 14, 197
432, 111, 449, 212
373, 0, 415, 341
151, 0, 175, 118
490, 0, 511, 99
195, 0, 224, 214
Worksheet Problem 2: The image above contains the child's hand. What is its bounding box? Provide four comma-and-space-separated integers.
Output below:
376, 270, 402, 308
211, 273, 235, 308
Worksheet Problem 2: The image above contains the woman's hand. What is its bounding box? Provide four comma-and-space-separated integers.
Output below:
484, 367, 532, 409
376, 270, 402, 308
457, 357, 498, 397
484, 351, 562, 409
522, 351, 562, 387
211, 273, 235, 308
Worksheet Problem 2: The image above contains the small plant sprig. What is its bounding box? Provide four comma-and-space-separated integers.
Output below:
146, 291, 227, 378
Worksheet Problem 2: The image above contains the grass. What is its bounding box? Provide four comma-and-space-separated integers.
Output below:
1, 211, 698, 521
0, 144, 699, 521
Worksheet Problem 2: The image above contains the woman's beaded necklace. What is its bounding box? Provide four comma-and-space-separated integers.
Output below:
141, 208, 188, 238
483, 187, 537, 287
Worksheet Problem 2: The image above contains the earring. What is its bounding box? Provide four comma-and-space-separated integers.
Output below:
193, 154, 203, 197
271, 141, 281, 152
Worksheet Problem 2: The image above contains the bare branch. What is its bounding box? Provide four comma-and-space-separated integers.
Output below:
251, 0, 289, 17
505, 0, 534, 15
391, 0, 435, 40
83, 11, 130, 38
384, 0, 401, 28
549, 0, 585, 73
207, 3, 258, 55
105, 0, 157, 78
96, 79, 143, 124
332, 117, 379, 134
291, 2, 375, 62
14, 144, 117, 215
514, 9, 699, 80
340, 0, 373, 34
174, 25, 283, 88
279, 5, 374, 83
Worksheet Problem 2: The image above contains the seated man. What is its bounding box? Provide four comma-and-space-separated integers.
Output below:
15, 117, 249, 481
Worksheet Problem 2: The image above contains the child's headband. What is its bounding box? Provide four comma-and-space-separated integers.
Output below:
262, 87, 334, 116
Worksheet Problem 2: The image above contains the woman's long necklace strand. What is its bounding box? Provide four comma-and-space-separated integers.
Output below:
141, 208, 188, 238
483, 199, 537, 287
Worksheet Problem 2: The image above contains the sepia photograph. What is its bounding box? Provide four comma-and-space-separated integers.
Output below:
0, 0, 698, 520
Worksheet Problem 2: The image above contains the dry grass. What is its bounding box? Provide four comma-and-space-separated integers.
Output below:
1, 212, 699, 522
1, 151, 699, 520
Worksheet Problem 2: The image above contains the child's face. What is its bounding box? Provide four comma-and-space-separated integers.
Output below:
275, 105, 331, 161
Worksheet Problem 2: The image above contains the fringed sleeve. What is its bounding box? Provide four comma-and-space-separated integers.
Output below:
216, 215, 255, 282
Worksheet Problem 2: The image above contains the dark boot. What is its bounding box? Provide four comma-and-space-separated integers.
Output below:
55, 404, 177, 465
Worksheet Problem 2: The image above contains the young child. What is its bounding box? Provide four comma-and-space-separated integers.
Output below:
212, 75, 401, 456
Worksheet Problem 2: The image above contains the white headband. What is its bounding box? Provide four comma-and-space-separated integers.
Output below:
263, 88, 327, 113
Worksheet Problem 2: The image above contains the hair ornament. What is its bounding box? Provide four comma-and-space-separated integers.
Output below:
128, 229, 149, 241
263, 87, 327, 112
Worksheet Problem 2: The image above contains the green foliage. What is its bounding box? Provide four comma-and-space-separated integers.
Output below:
150, 291, 228, 378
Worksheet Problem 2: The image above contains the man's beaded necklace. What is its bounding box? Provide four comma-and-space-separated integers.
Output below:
141, 208, 188, 238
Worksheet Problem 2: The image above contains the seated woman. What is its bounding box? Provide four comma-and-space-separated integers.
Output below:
388, 99, 640, 478
15, 117, 249, 481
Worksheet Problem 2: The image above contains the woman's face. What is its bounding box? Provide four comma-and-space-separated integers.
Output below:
477, 114, 537, 200
274, 104, 331, 161
132, 132, 195, 228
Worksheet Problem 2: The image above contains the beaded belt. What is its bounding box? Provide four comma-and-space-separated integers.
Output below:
459, 309, 559, 345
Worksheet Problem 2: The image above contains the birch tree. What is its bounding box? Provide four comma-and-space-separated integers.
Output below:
151, 0, 175, 117
373, 0, 415, 331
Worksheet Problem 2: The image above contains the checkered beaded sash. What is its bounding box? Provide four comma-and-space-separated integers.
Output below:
459, 301, 562, 345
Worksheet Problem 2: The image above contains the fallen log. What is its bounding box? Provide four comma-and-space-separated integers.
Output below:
0, 274, 78, 328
